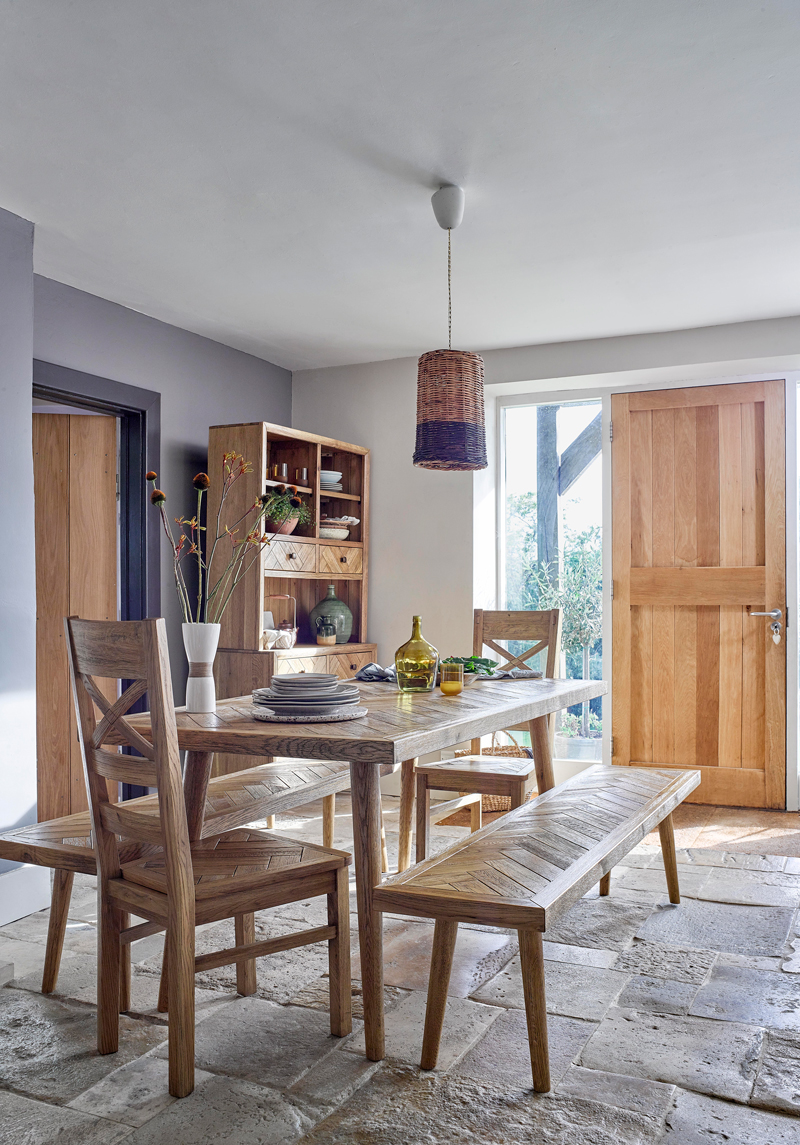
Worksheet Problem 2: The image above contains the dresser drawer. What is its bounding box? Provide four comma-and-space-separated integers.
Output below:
274, 652, 330, 675
263, 539, 316, 574
329, 651, 374, 680
319, 545, 363, 576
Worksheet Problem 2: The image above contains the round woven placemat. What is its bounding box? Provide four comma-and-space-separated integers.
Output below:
250, 705, 369, 724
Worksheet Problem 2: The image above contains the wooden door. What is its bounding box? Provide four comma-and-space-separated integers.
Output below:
612, 381, 785, 808
33, 413, 118, 820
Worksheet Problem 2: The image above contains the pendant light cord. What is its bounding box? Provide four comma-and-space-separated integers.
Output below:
448, 228, 452, 351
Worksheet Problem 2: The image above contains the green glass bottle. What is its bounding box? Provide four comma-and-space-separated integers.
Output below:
395, 615, 439, 693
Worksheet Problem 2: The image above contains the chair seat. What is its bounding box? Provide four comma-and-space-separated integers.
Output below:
121, 828, 350, 900
0, 810, 150, 874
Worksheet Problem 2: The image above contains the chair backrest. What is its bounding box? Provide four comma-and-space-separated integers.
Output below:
473, 609, 562, 679
65, 617, 192, 906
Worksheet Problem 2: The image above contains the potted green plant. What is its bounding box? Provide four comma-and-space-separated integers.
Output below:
261, 484, 314, 536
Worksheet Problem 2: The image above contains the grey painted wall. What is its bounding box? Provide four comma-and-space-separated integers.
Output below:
33, 276, 292, 697
0, 208, 36, 862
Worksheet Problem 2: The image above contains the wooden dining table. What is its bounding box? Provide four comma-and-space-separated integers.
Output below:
124, 675, 606, 1061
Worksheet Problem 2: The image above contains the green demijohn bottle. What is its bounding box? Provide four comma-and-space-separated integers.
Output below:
395, 615, 439, 693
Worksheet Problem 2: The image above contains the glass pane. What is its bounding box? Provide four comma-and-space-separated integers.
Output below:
502, 399, 603, 762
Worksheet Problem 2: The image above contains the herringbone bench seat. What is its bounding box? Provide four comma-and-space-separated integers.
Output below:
0, 757, 355, 993
374, 763, 701, 1092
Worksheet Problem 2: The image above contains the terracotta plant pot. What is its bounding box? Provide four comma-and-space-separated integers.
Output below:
266, 516, 298, 536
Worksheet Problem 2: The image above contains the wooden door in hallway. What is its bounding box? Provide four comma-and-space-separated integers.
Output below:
33, 412, 118, 820
611, 381, 786, 807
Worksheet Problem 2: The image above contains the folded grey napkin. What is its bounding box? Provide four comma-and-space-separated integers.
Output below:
487, 668, 542, 679
354, 662, 397, 682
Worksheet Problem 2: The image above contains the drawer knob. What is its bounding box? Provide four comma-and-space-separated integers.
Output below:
287, 552, 296, 559
340, 556, 347, 563
350, 663, 357, 670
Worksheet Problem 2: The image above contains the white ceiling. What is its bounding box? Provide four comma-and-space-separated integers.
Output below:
2, 1, 800, 371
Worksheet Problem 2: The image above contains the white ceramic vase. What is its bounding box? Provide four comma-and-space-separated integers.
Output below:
182, 622, 221, 713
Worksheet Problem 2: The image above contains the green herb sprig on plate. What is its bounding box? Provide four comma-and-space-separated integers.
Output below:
441, 656, 499, 676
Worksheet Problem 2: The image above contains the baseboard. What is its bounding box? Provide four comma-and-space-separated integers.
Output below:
0, 865, 50, 925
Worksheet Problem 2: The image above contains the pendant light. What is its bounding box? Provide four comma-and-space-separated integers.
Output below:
413, 184, 487, 472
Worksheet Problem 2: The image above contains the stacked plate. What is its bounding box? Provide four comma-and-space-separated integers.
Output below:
252, 672, 365, 721
320, 469, 343, 492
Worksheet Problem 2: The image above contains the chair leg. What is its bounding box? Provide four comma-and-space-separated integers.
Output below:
518, 927, 551, 1092
469, 794, 482, 833
42, 869, 74, 994
322, 794, 335, 849
415, 773, 431, 865
97, 886, 122, 1055
509, 779, 527, 810
658, 813, 681, 904
235, 914, 257, 997
398, 758, 417, 872
599, 872, 611, 897
327, 865, 352, 1037
380, 806, 389, 874
167, 908, 195, 1099
265, 815, 275, 829
157, 933, 169, 1012
420, 919, 458, 1070
119, 912, 131, 1012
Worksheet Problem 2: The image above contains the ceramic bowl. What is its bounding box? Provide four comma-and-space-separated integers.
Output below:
320, 527, 350, 540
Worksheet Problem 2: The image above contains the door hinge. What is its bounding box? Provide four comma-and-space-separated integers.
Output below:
116, 473, 120, 501
609, 420, 613, 441
610, 580, 614, 600
610, 736, 615, 755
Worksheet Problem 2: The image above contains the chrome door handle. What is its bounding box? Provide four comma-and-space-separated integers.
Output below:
749, 609, 782, 619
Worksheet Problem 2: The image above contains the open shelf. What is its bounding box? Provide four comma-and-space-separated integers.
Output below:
265, 477, 313, 495
320, 491, 361, 502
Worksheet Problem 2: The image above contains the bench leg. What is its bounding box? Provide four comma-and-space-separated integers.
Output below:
509, 779, 527, 810
415, 773, 431, 864
265, 815, 275, 829
518, 927, 551, 1092
469, 794, 482, 833
322, 794, 335, 849
327, 864, 352, 1037
529, 717, 555, 794
398, 758, 416, 872
599, 872, 611, 896
658, 813, 680, 904
420, 919, 458, 1070
42, 869, 74, 994
235, 913, 257, 996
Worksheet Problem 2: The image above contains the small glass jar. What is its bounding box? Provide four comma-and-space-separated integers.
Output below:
440, 662, 464, 696
395, 615, 439, 693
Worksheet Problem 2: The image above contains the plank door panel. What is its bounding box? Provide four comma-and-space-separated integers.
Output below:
612, 381, 785, 808
34, 413, 118, 818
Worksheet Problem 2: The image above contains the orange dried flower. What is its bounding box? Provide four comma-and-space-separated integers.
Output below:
145, 470, 157, 482
193, 472, 210, 490
150, 489, 166, 505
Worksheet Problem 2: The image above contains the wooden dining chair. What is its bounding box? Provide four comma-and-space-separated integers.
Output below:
65, 616, 352, 1099
413, 608, 562, 862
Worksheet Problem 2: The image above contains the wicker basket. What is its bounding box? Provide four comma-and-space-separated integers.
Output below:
413, 349, 487, 471
455, 732, 534, 812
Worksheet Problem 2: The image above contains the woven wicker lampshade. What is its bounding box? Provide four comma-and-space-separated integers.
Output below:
413, 348, 487, 471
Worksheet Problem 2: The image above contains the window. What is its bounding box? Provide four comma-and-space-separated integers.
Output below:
501, 399, 603, 762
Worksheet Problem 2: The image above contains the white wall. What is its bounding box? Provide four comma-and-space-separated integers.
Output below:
33, 277, 292, 696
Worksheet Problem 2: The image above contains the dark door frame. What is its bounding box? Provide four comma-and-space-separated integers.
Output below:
33, 360, 161, 800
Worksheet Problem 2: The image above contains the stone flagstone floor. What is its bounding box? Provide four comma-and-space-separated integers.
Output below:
3, 798, 800, 1142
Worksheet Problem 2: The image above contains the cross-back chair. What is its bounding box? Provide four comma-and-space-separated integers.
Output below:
65, 616, 351, 1099
413, 608, 562, 862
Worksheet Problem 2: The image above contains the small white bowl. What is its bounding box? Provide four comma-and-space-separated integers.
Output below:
320, 527, 350, 540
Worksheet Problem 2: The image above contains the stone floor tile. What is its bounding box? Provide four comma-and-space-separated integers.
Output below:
0, 1089, 132, 1144
616, 974, 698, 1016
352, 917, 517, 997
0, 934, 76, 981
641, 803, 714, 850
579, 1006, 763, 1102
0, 909, 98, 954
544, 898, 654, 951
122, 1075, 315, 1145
634, 898, 795, 957
556, 1065, 675, 1121
0, 961, 13, 985
715, 950, 785, 972
453, 1008, 596, 1089
344, 988, 499, 1071
541, 940, 618, 968
613, 864, 711, 898
612, 940, 717, 983
288, 973, 408, 1019
681, 850, 788, 872
0, 986, 167, 1102
287, 1046, 381, 1111
473, 954, 629, 1022
297, 1063, 665, 1144
696, 868, 800, 908
691, 962, 800, 1030
751, 1029, 800, 1113
68, 1053, 215, 1127
663, 1087, 800, 1143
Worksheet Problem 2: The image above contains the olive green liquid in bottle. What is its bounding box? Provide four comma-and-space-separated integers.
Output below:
395, 615, 439, 693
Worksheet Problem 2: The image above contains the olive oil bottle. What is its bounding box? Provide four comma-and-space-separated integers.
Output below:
395, 615, 439, 693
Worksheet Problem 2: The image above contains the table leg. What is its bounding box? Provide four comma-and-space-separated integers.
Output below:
397, 758, 417, 872
529, 717, 555, 794
349, 760, 385, 1061
183, 751, 215, 841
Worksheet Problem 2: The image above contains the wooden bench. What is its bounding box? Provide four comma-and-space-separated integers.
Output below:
0, 757, 360, 993
374, 763, 701, 1092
